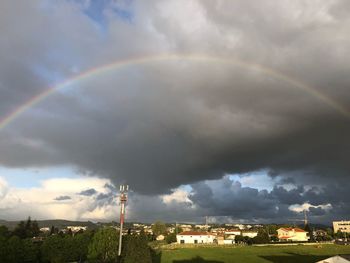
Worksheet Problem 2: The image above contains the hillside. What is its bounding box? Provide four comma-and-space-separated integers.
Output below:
0, 219, 98, 230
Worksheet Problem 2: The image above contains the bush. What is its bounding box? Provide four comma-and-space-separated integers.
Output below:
165, 233, 177, 244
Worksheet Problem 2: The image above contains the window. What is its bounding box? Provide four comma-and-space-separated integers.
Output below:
194, 240, 198, 244
180, 240, 185, 244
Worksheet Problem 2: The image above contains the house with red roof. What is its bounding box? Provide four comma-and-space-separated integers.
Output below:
176, 231, 216, 244
277, 227, 309, 242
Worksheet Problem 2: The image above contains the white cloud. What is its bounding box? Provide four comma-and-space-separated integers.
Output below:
162, 188, 192, 204
0, 176, 8, 199
0, 176, 114, 221
289, 202, 332, 213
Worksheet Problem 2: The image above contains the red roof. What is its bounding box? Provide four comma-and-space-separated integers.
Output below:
178, 231, 211, 236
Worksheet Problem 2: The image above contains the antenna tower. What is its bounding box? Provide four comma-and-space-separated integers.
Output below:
118, 185, 128, 256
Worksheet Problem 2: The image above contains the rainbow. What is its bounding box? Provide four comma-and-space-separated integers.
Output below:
1, 53, 349, 131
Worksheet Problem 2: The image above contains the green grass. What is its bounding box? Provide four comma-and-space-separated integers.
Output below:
155, 244, 350, 263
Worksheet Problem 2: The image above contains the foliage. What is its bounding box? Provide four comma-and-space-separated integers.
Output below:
0, 226, 10, 239
41, 235, 72, 263
270, 235, 279, 242
234, 235, 244, 243
123, 232, 152, 263
304, 224, 315, 242
88, 227, 119, 263
152, 221, 167, 237
7, 236, 24, 263
74, 230, 94, 262
252, 229, 270, 244
13, 217, 40, 239
165, 233, 177, 244
22, 239, 40, 262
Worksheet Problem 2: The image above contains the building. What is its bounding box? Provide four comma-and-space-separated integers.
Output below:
156, 234, 165, 241
40, 227, 50, 232
176, 231, 216, 244
241, 230, 258, 238
224, 229, 241, 240
316, 255, 350, 263
333, 221, 350, 233
277, 227, 309, 242
180, 224, 192, 232
66, 226, 87, 232
195, 224, 209, 230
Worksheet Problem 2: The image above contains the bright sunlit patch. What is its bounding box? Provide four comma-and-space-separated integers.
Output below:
229, 170, 276, 191
162, 188, 192, 204
289, 202, 332, 213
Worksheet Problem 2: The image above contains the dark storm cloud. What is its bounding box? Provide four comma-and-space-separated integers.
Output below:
1, 0, 350, 222
54, 195, 71, 201
78, 188, 97, 196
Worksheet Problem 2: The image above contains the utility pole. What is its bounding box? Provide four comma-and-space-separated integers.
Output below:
303, 210, 308, 227
118, 185, 128, 257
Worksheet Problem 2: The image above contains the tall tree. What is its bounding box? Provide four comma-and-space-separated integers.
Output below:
13, 221, 26, 239
31, 220, 40, 237
151, 221, 167, 237
88, 227, 119, 263
253, 229, 270, 244
7, 236, 24, 263
123, 234, 152, 263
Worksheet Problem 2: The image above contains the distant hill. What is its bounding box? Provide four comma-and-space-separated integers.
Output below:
0, 219, 98, 230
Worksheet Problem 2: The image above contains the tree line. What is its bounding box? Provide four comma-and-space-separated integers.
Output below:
0, 217, 154, 263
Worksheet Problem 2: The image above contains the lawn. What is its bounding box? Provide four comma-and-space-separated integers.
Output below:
155, 244, 350, 263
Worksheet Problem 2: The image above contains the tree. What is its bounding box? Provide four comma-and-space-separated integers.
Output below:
7, 236, 24, 263
0, 235, 9, 263
88, 227, 119, 263
326, 227, 333, 237
336, 230, 344, 239
73, 230, 93, 262
165, 233, 177, 244
123, 234, 152, 263
13, 221, 26, 239
0, 226, 10, 239
31, 220, 40, 237
41, 235, 76, 263
304, 224, 314, 242
253, 229, 270, 244
49, 225, 58, 236
22, 239, 40, 262
151, 221, 167, 237
13, 217, 41, 239
235, 235, 244, 244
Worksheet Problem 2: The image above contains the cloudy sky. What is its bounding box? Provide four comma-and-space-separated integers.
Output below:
1, 0, 350, 224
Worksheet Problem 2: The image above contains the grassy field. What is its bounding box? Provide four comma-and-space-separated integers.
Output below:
155, 244, 350, 263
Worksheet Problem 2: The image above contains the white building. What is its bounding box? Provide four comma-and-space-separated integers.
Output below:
316, 255, 350, 263
241, 230, 258, 238
333, 221, 350, 233
277, 227, 309, 242
180, 224, 192, 232
224, 229, 241, 241
40, 227, 50, 232
66, 226, 87, 232
156, 234, 165, 241
176, 231, 216, 244
225, 229, 241, 235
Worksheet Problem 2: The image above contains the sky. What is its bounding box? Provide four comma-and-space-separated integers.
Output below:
0, 0, 350, 224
